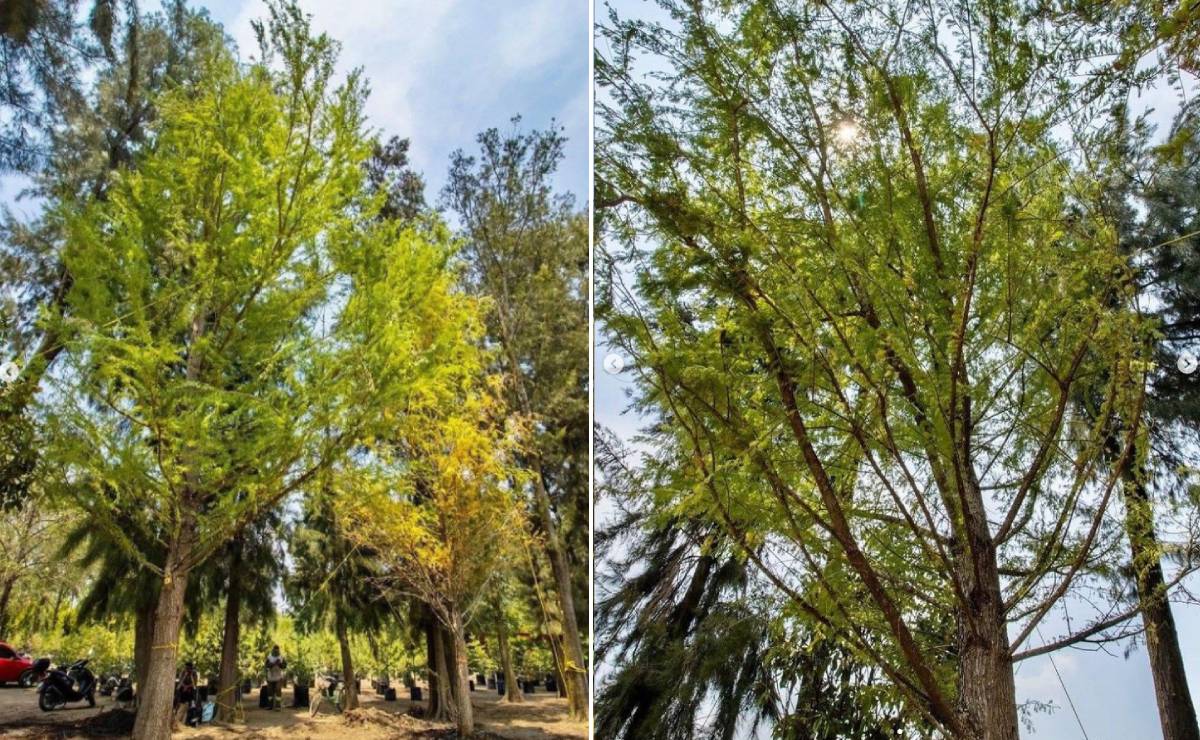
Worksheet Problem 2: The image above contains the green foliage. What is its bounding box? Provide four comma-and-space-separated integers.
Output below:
443, 121, 591, 625
28, 618, 134, 678
596, 0, 1159, 735
179, 612, 223, 680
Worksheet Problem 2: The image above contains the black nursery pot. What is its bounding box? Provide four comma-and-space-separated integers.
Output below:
293, 684, 310, 708
385, 687, 397, 701
242, 679, 251, 695
496, 680, 505, 696
197, 685, 210, 702
410, 686, 422, 701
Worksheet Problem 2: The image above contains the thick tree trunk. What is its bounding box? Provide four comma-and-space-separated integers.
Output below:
957, 613, 1019, 740
335, 612, 358, 710
496, 614, 522, 703
133, 601, 155, 701
132, 526, 195, 740
449, 608, 474, 737
216, 542, 242, 723
1125, 469, 1200, 740
957, 469, 1019, 740
531, 472, 588, 719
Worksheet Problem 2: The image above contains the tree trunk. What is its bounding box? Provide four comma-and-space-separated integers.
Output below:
426, 621, 441, 717
450, 608, 474, 737
132, 525, 195, 740
441, 623, 461, 708
531, 472, 588, 719
216, 542, 243, 722
431, 621, 455, 721
133, 601, 155, 701
49, 586, 64, 631
0, 575, 16, 636
335, 612, 358, 710
547, 633, 568, 698
1125, 467, 1200, 740
957, 469, 1019, 740
496, 613, 522, 703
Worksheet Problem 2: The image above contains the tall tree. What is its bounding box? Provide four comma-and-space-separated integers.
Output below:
1096, 99, 1200, 740
596, 2, 1163, 738
443, 122, 591, 719
40, 5, 470, 736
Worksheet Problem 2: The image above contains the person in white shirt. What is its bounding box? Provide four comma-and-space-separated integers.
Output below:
264, 646, 287, 710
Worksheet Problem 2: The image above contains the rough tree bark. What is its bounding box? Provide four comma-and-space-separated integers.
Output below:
449, 608, 474, 737
216, 541, 242, 722
335, 612, 358, 710
131, 519, 196, 740
1125, 466, 1200, 740
133, 601, 154, 699
955, 523, 1020, 740
954, 399, 1021, 740
132, 599, 153, 700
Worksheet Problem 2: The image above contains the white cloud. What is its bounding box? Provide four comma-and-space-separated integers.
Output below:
218, 0, 589, 194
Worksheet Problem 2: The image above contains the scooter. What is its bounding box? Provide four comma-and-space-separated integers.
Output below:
37, 658, 97, 711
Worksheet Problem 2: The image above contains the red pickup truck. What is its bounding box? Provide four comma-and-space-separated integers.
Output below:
0, 641, 34, 686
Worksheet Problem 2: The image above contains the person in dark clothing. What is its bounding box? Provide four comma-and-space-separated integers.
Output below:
176, 661, 198, 707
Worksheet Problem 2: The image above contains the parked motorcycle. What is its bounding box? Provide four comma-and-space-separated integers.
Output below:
115, 676, 135, 707
37, 659, 97, 711
18, 657, 49, 689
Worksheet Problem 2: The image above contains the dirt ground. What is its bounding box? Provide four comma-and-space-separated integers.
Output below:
0, 682, 586, 739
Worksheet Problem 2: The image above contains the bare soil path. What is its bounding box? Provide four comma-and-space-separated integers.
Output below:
0, 683, 585, 739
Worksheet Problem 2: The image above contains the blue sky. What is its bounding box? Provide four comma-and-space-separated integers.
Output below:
593, 2, 1200, 738
202, 0, 589, 205
1, 0, 589, 217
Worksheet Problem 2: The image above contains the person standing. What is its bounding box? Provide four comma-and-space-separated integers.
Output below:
174, 661, 199, 725
264, 646, 287, 710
